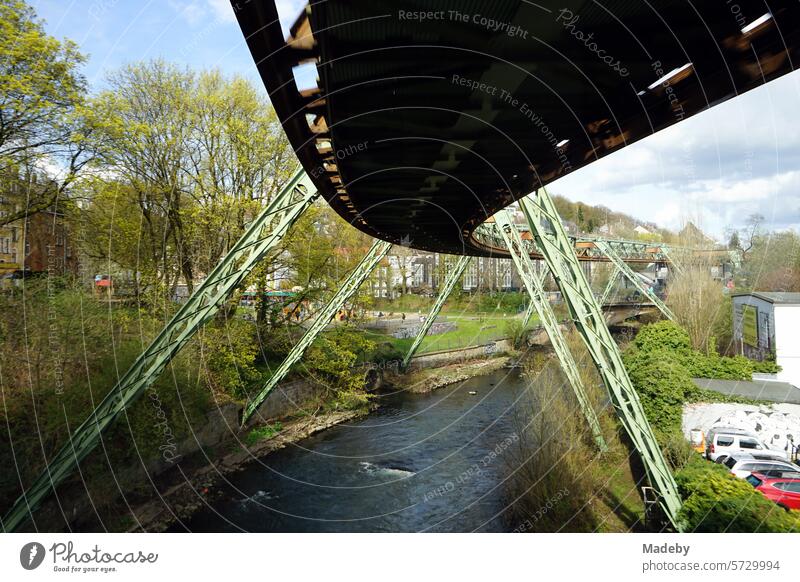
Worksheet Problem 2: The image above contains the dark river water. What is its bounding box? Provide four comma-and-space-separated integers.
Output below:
177, 368, 528, 532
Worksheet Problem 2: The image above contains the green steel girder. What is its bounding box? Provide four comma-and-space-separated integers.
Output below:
657, 246, 682, 277
521, 192, 683, 530
594, 240, 676, 321
495, 209, 607, 452
601, 269, 620, 305
402, 255, 470, 369
522, 297, 537, 327
2, 169, 319, 532
243, 239, 392, 423
471, 222, 677, 264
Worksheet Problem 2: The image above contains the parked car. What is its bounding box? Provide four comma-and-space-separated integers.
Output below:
746, 472, 800, 511
722, 453, 800, 479
706, 430, 787, 462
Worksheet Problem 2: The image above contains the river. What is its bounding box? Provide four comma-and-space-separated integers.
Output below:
177, 367, 528, 532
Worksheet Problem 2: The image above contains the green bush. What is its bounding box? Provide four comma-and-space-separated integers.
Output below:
633, 320, 692, 353
245, 422, 282, 446
200, 317, 261, 399
367, 341, 404, 365
630, 320, 779, 381
306, 326, 375, 409
625, 350, 694, 435
675, 456, 800, 532
504, 318, 528, 349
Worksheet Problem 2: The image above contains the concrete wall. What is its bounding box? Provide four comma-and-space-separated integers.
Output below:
248, 378, 329, 425
775, 304, 800, 387
407, 339, 512, 371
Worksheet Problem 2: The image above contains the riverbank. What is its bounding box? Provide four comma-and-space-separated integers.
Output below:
127, 351, 514, 531
128, 408, 366, 531
392, 355, 512, 393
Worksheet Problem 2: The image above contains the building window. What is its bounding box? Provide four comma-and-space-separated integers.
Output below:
501, 259, 512, 289
464, 261, 477, 289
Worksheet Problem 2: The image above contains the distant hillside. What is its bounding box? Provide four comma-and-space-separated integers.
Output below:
550, 194, 676, 242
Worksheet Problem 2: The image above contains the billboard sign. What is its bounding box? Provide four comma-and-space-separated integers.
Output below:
742, 304, 758, 347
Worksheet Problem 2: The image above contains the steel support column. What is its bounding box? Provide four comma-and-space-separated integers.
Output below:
2, 169, 319, 532
522, 297, 536, 327
402, 255, 470, 369
601, 269, 620, 305
521, 192, 682, 530
495, 209, 607, 451
243, 239, 392, 422
594, 240, 675, 321
660, 246, 684, 278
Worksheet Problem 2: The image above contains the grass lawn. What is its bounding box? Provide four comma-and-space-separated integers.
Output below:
364, 312, 536, 354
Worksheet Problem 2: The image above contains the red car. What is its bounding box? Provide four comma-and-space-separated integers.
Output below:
746, 472, 800, 510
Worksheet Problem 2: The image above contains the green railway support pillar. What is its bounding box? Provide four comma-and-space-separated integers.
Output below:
243, 239, 392, 423
522, 297, 536, 327
2, 169, 319, 532
600, 269, 620, 306
521, 191, 683, 530
495, 209, 607, 452
402, 255, 470, 369
660, 246, 684, 278
594, 240, 676, 321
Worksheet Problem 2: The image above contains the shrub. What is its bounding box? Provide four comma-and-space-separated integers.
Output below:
675, 456, 800, 532
199, 317, 260, 399
504, 318, 528, 349
306, 326, 375, 410
633, 320, 692, 353
245, 422, 282, 446
625, 350, 694, 435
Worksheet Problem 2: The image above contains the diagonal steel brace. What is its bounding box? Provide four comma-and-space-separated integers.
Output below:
521, 191, 682, 530
402, 255, 470, 369
2, 169, 319, 532
496, 208, 607, 451
243, 239, 392, 423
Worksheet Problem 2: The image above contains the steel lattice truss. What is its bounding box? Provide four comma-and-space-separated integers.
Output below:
594, 241, 676, 321
521, 192, 683, 529
495, 208, 607, 452
3, 170, 692, 532
402, 255, 471, 370
2, 170, 319, 532
472, 221, 677, 264
243, 239, 392, 423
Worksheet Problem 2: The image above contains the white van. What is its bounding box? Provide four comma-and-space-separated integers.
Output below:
707, 432, 788, 462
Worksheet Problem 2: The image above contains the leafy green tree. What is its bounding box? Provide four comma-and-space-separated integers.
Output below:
0, 0, 92, 224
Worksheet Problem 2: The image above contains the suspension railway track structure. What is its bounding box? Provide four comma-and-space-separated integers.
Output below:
3, 0, 798, 532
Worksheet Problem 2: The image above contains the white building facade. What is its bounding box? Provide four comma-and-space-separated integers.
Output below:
732, 292, 800, 388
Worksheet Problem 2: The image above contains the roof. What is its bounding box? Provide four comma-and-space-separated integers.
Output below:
234, 2, 800, 256
692, 378, 800, 404
733, 292, 800, 305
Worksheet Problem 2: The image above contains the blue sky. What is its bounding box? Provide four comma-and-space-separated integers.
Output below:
31, 0, 800, 240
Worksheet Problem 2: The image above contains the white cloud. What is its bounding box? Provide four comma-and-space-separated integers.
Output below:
548, 69, 800, 238
206, 0, 236, 23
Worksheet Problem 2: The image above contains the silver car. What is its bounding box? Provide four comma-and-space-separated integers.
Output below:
722, 453, 800, 479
